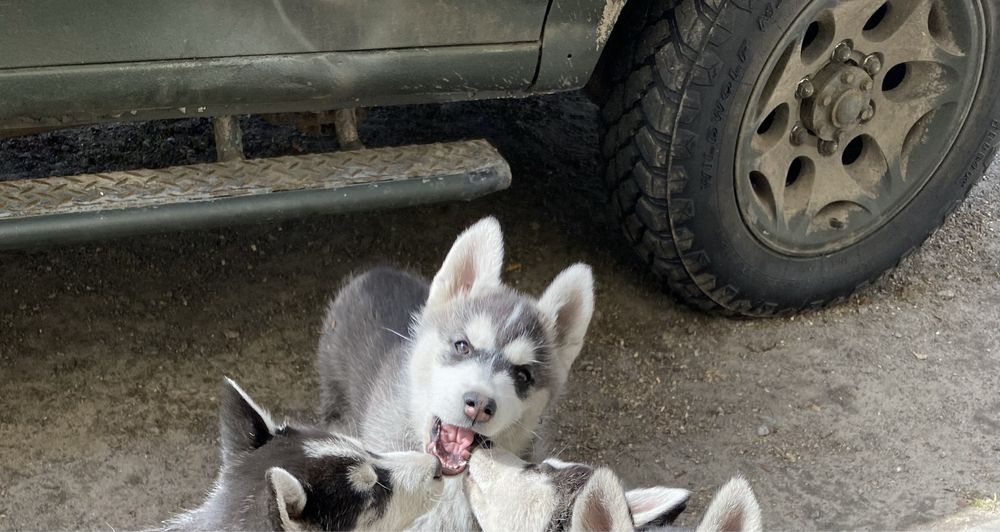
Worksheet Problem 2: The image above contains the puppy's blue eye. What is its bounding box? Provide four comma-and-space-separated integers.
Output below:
454, 340, 471, 355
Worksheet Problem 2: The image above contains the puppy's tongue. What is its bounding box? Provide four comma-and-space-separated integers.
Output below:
430, 423, 476, 475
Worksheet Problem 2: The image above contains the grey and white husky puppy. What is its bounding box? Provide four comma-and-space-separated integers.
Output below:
466, 447, 762, 532
317, 216, 595, 528
161, 378, 444, 531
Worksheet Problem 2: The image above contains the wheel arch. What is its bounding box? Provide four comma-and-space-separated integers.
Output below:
583, 0, 668, 103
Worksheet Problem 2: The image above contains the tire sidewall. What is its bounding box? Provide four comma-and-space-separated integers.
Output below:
673, 0, 1000, 311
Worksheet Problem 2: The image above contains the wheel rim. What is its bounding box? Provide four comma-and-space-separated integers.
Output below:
735, 0, 986, 257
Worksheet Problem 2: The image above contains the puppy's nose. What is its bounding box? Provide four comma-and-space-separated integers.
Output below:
462, 392, 496, 423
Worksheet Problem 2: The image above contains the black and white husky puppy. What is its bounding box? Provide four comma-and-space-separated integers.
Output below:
317, 217, 595, 528
466, 447, 762, 532
161, 378, 443, 531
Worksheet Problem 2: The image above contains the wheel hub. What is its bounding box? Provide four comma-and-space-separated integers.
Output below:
734, 0, 986, 257
802, 58, 875, 143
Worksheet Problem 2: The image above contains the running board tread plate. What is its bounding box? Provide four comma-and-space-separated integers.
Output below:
0, 139, 511, 247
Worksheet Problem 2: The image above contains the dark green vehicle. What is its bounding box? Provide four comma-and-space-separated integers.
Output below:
2, 0, 997, 316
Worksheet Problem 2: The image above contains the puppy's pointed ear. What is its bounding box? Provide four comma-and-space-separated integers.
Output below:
695, 476, 762, 532
625, 486, 690, 528
426, 217, 504, 309
538, 263, 594, 372
266, 467, 307, 531
570, 468, 632, 532
219, 377, 275, 465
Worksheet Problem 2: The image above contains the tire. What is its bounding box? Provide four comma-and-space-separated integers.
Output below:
601, 0, 1000, 316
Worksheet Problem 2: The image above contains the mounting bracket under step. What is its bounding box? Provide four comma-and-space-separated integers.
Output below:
0, 139, 510, 248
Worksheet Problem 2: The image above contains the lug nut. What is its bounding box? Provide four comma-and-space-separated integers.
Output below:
860, 104, 874, 122
822, 95, 833, 107
832, 41, 853, 63
841, 72, 856, 84
819, 139, 839, 155
796, 78, 815, 99
790, 124, 807, 145
861, 79, 873, 91
863, 54, 882, 75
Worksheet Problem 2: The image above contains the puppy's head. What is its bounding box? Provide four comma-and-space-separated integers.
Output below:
407, 217, 595, 475
466, 447, 690, 531
217, 379, 443, 531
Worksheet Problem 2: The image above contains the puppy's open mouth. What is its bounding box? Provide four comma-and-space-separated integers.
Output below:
427, 417, 489, 475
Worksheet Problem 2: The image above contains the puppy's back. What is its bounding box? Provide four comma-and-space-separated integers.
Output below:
317, 267, 428, 425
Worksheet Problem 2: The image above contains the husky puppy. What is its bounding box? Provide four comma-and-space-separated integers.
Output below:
317, 217, 595, 528
466, 447, 762, 532
161, 378, 444, 531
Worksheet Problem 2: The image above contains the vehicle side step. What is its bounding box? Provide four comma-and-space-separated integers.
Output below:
0, 139, 511, 248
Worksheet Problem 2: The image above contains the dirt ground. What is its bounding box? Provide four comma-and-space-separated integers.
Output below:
1, 93, 999, 531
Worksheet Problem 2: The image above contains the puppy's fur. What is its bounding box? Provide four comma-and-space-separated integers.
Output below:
317, 217, 595, 529
161, 379, 443, 531
466, 447, 762, 532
